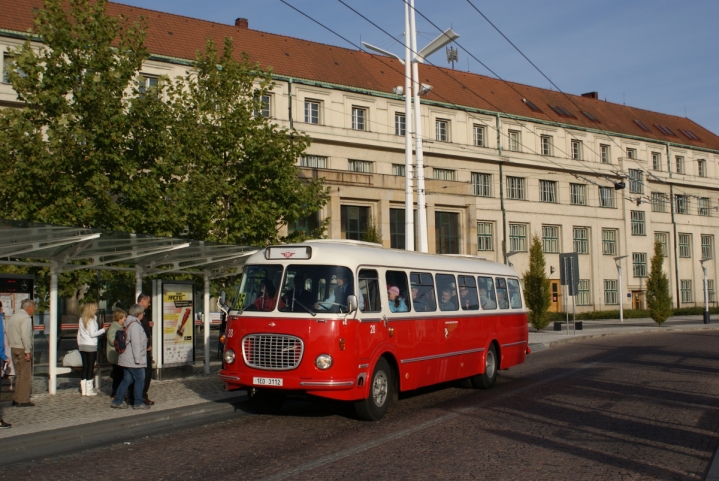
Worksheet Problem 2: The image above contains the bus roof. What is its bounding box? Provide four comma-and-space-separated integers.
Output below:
247, 240, 521, 278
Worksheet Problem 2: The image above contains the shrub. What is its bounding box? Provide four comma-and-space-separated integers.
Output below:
523, 234, 551, 331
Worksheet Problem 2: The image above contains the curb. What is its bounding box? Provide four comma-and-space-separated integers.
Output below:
0, 392, 249, 466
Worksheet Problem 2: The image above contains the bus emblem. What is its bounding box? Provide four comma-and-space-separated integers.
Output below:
280, 251, 296, 258
269, 322, 276, 327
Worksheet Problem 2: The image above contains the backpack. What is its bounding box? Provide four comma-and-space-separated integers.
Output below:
114, 320, 137, 354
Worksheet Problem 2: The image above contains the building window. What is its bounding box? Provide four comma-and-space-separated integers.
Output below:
138, 74, 159, 96
652, 152, 662, 171
509, 224, 527, 252
602, 229, 617, 255
577, 280, 590, 306
473, 125, 485, 147
598, 186, 615, 208
352, 107, 367, 131
300, 155, 327, 168
652, 192, 668, 213
304, 100, 320, 124
604, 279, 618, 305
2, 53, 25, 84
389, 208, 411, 249
702, 235, 714, 260
542, 225, 559, 254
435, 212, 459, 254
539, 180, 557, 203
679, 234, 691, 258
433, 168, 456, 181
676, 156, 685, 174
340, 205, 369, 240
395, 113, 405, 136
508, 130, 521, 152
675, 195, 688, 214
626, 148, 637, 159
571, 140, 583, 160
392, 164, 405, 176
655, 232, 669, 257
705, 280, 716, 303
573, 227, 588, 254
477, 222, 493, 251
570, 184, 587, 206
506, 176, 526, 200
698, 159, 707, 178
348, 159, 373, 173
699, 198, 711, 217
435, 119, 449, 142
472, 173, 491, 197
540, 135, 553, 156
600, 144, 610, 164
681, 280, 692, 303
628, 169, 644, 194
631, 211, 646, 236
633, 252, 647, 278
288, 212, 320, 236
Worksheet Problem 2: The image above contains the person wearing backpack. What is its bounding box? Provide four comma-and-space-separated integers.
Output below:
106, 309, 127, 398
110, 304, 148, 410
77, 302, 106, 396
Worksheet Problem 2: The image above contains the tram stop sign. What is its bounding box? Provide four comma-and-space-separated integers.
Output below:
559, 253, 580, 296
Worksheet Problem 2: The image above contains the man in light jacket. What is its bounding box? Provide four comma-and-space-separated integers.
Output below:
7, 299, 35, 407
110, 304, 149, 410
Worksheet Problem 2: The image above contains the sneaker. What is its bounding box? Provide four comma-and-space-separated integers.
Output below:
111, 402, 129, 409
132, 403, 150, 410
0, 419, 11, 429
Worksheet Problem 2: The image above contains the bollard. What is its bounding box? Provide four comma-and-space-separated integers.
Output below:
554, 322, 562, 331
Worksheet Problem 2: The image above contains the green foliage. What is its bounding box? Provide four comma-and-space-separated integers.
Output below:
646, 240, 673, 325
522, 234, 551, 331
361, 216, 383, 244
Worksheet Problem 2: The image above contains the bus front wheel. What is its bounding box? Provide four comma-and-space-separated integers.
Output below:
354, 357, 393, 421
470, 343, 497, 389
250, 388, 285, 414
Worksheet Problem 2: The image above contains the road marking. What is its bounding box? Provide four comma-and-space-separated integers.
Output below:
261, 349, 624, 481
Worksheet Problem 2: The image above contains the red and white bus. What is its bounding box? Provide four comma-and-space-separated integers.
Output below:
218, 240, 529, 420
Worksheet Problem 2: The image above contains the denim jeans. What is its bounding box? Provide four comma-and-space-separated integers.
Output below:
112, 367, 145, 406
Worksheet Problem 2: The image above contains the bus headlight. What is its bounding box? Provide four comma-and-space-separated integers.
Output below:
315, 354, 333, 370
224, 349, 236, 364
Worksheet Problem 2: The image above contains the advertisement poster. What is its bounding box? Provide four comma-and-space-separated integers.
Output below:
0, 275, 34, 317
162, 282, 194, 367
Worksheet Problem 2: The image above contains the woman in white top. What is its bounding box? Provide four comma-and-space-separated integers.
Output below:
76, 302, 106, 396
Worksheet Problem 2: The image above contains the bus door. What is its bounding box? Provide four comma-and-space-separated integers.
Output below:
410, 272, 440, 388
457, 274, 481, 375
436, 273, 462, 383
356, 269, 390, 362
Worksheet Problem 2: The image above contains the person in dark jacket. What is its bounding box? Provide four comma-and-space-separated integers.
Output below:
137, 294, 154, 405
0, 305, 11, 428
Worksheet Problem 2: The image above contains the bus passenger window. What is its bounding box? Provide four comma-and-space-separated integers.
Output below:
436, 274, 458, 312
410, 272, 436, 312
495, 277, 509, 309
458, 275, 479, 310
358, 269, 381, 313
507, 278, 523, 308
385, 271, 410, 313
478, 276, 497, 310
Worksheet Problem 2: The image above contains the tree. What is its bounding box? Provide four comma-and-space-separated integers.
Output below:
361, 216, 383, 244
646, 240, 672, 325
523, 234, 551, 331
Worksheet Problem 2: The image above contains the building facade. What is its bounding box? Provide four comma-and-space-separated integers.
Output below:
2, 1, 718, 312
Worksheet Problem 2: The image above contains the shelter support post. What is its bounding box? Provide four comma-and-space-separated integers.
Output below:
49, 262, 58, 395
135, 268, 142, 303
204, 273, 210, 375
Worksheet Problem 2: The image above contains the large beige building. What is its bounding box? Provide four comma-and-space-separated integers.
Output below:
3, 1, 719, 312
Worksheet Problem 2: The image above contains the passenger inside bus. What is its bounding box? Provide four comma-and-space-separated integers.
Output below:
439, 288, 458, 311
507, 278, 523, 308
410, 272, 437, 312
252, 279, 285, 311
315, 269, 357, 313
280, 272, 315, 312
387, 286, 408, 312
496, 278, 510, 309
478, 276, 497, 310
459, 285, 479, 310
437, 274, 458, 311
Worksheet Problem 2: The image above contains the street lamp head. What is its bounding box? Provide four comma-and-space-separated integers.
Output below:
392, 86, 404, 95
700, 258, 710, 265
361, 42, 405, 65
613, 255, 628, 261
418, 83, 433, 96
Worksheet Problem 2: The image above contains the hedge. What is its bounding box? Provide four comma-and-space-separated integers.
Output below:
546, 306, 719, 322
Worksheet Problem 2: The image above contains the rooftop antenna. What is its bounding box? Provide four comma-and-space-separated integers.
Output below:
446, 45, 458, 69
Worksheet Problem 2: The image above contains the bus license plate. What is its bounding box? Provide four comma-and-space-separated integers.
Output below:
253, 377, 283, 387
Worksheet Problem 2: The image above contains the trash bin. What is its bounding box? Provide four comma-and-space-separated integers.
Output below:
575, 321, 583, 330
554, 322, 562, 331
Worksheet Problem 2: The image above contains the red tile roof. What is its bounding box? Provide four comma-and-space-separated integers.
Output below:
4, 0, 719, 151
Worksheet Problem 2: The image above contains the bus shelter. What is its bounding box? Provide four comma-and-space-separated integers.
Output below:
0, 219, 257, 394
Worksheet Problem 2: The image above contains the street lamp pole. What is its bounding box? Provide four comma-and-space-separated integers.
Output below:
614, 255, 628, 322
403, 2, 414, 251
700, 258, 710, 324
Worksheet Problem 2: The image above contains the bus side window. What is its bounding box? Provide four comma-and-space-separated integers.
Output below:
436, 274, 458, 312
386, 270, 410, 313
507, 278, 522, 308
458, 275, 479, 310
495, 277, 509, 309
478, 276, 497, 310
410, 272, 436, 312
358, 269, 381, 313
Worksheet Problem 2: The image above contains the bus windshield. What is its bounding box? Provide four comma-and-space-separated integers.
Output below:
278, 265, 355, 314
240, 265, 284, 312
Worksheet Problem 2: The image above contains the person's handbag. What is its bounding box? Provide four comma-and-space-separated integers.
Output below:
62, 349, 83, 367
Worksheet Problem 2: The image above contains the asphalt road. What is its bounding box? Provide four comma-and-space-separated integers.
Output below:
4, 330, 718, 480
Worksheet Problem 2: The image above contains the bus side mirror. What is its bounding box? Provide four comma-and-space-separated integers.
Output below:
346, 295, 358, 313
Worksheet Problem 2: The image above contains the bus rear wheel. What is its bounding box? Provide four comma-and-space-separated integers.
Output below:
249, 388, 285, 414
354, 357, 393, 421
469, 343, 497, 389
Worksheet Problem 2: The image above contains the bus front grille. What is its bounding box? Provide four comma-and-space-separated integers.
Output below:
242, 334, 304, 370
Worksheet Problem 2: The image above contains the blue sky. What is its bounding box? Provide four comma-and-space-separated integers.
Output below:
119, 0, 719, 135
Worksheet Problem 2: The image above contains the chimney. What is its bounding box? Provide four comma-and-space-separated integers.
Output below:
581, 91, 599, 99
235, 18, 248, 29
